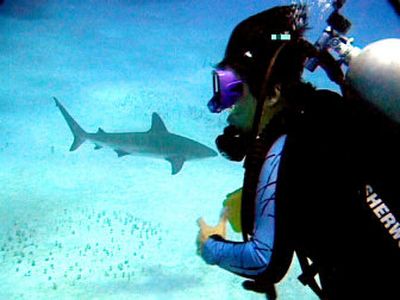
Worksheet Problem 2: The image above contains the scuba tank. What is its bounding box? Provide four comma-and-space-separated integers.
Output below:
346, 38, 400, 123
306, 0, 400, 123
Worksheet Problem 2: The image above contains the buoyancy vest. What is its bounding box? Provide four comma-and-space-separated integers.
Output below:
241, 88, 400, 299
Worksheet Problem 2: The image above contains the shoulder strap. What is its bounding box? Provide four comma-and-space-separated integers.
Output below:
241, 111, 290, 240
296, 250, 328, 299
240, 124, 295, 299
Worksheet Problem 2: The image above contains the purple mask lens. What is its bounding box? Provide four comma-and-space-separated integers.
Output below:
207, 68, 244, 113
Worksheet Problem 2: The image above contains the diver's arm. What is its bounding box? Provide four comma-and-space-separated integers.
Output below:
201, 135, 286, 277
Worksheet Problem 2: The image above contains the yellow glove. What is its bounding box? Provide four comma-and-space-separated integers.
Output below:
196, 210, 228, 255
223, 188, 242, 233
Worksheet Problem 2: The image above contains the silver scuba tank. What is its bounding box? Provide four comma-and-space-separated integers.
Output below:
306, 1, 400, 123
345, 38, 400, 123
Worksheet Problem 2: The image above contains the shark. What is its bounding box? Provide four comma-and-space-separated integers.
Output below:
54, 97, 218, 175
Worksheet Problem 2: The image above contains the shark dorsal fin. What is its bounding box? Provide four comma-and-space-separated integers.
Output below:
97, 128, 106, 134
150, 113, 168, 133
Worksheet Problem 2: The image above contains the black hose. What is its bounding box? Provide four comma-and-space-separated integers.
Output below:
389, 0, 400, 15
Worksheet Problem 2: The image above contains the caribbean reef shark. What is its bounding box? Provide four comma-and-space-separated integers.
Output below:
54, 97, 218, 174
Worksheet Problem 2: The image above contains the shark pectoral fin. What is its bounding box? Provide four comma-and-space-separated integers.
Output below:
166, 156, 185, 175
94, 144, 103, 150
115, 149, 129, 157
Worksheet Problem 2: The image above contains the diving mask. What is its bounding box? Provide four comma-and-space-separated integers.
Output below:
207, 68, 244, 113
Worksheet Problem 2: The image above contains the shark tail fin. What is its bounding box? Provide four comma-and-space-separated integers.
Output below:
53, 97, 87, 151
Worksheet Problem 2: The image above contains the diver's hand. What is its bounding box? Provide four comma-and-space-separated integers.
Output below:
196, 210, 228, 255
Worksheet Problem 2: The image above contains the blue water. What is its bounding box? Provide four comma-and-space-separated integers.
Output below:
0, 1, 398, 299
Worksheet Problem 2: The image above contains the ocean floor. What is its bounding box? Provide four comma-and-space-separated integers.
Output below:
2, 0, 397, 299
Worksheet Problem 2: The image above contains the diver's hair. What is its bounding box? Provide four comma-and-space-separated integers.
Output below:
218, 5, 309, 100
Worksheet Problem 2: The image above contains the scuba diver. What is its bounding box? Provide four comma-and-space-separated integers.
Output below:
196, 3, 400, 300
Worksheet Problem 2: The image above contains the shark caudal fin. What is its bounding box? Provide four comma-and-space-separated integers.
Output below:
54, 97, 87, 151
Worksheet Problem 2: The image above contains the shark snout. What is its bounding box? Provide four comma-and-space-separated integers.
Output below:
201, 147, 218, 158
209, 148, 218, 157
189, 145, 218, 160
